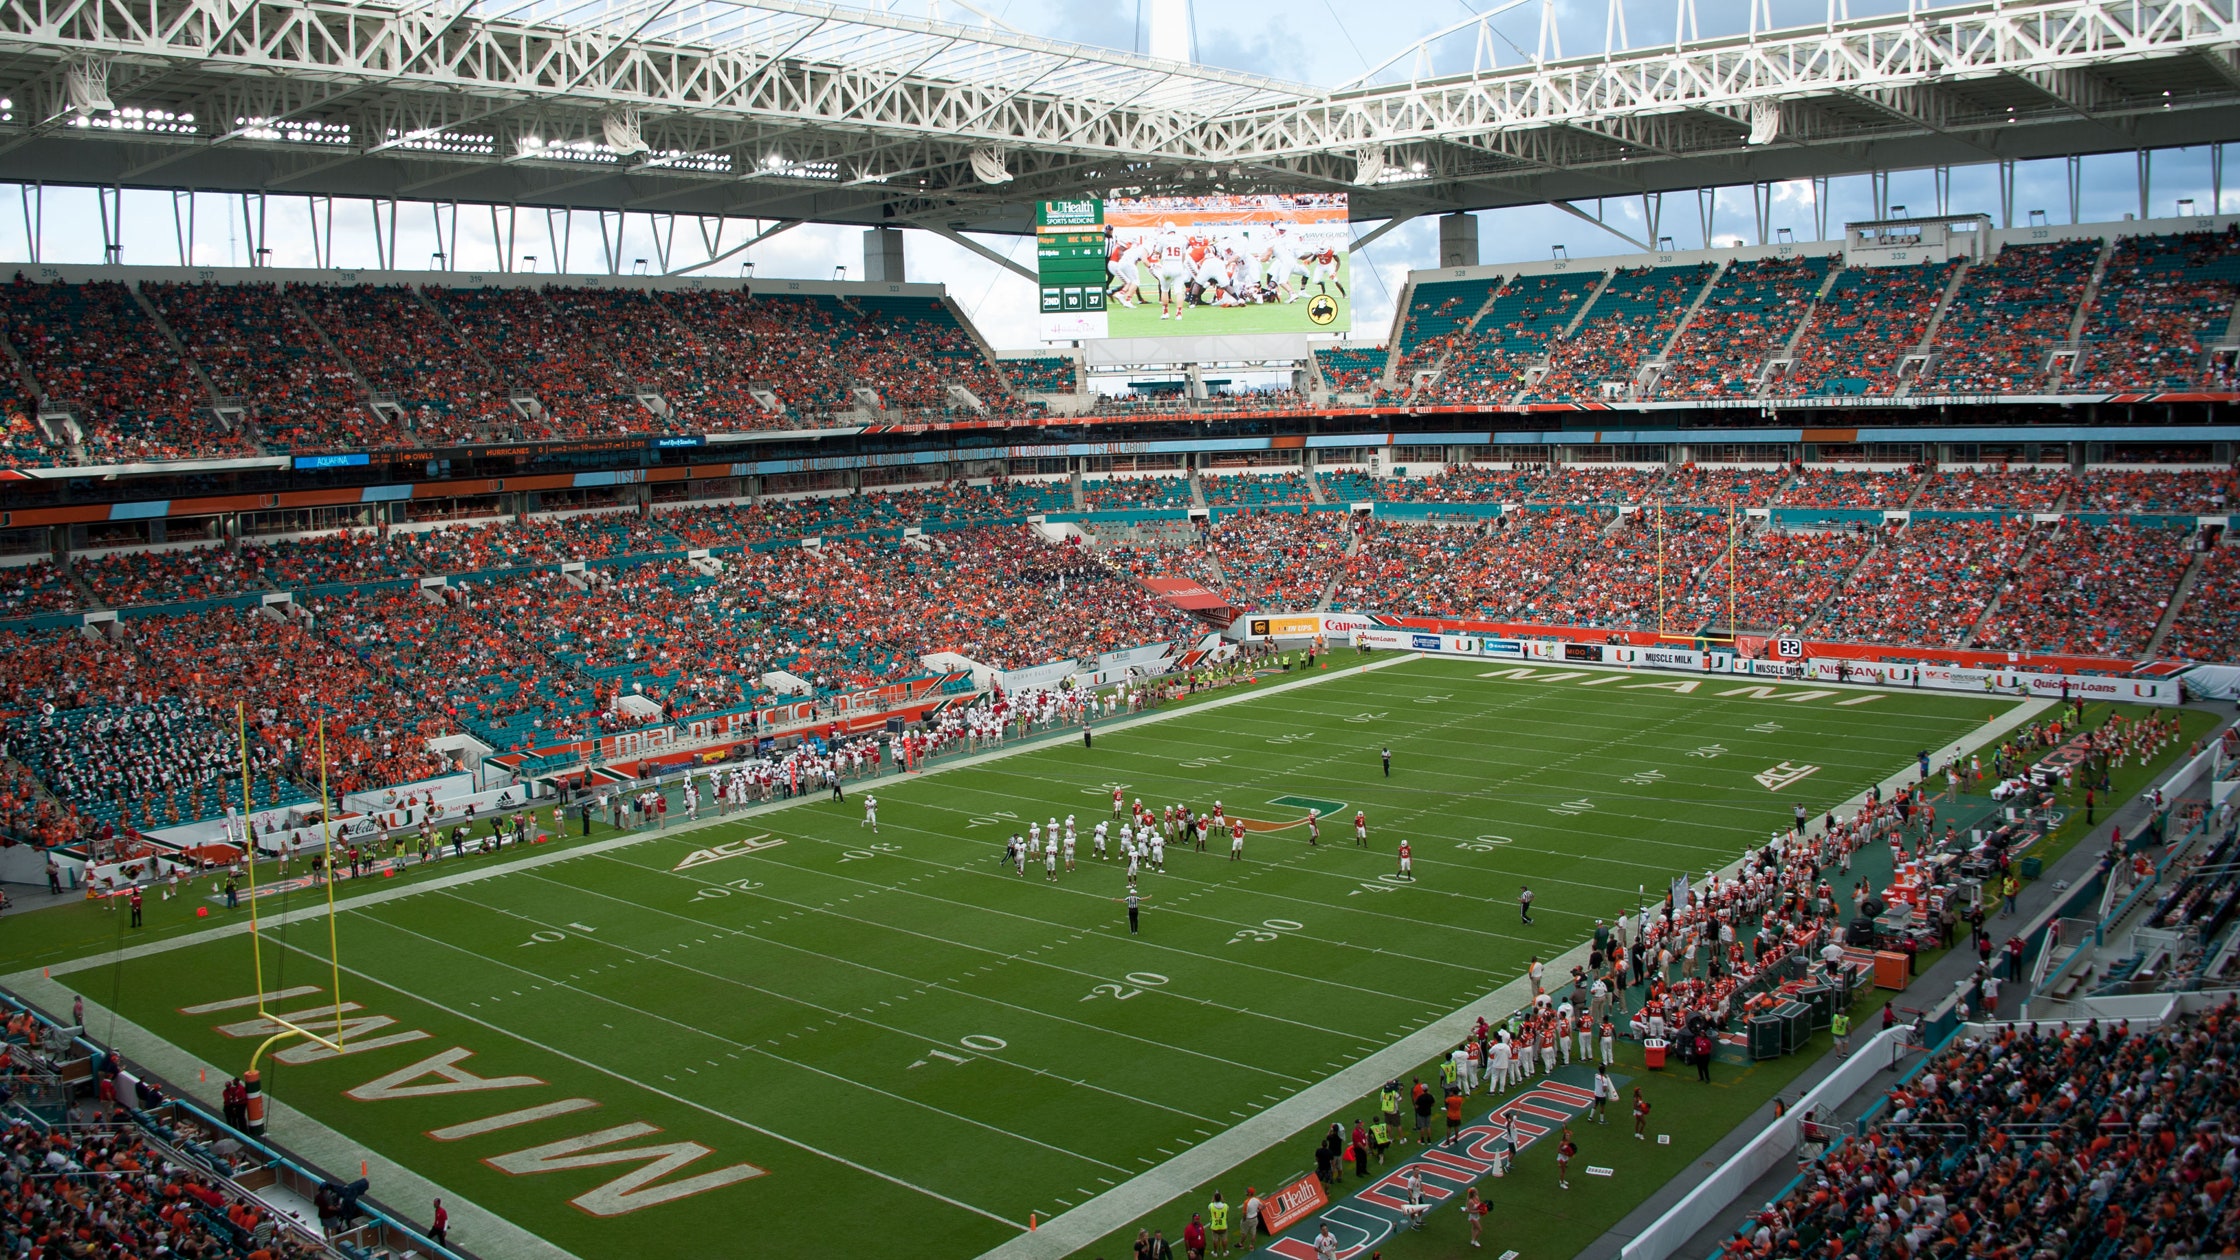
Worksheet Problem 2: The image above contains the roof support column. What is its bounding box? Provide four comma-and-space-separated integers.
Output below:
172, 190, 194, 266
19, 183, 37, 265
97, 185, 121, 264
309, 195, 333, 269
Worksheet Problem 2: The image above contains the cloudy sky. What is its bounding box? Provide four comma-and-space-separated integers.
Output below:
2, 0, 2231, 352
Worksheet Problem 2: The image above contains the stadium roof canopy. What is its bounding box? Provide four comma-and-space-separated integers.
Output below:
2, 0, 2239, 234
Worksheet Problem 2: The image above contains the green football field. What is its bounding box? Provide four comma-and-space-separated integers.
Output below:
16, 657, 2051, 1260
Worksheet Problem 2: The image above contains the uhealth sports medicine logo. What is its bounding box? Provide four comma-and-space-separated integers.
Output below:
1254, 1078, 1599, 1258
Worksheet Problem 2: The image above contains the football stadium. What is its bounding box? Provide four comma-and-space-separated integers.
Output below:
0, 2, 2238, 1259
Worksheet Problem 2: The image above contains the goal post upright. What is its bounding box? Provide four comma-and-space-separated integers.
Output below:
236, 707, 348, 1134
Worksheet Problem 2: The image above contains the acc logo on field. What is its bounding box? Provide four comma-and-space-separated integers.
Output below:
1774, 638, 1804, 659
1306, 294, 1338, 326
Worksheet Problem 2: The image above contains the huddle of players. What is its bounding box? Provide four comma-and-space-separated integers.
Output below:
997, 788, 1384, 883
1106, 223, 1346, 320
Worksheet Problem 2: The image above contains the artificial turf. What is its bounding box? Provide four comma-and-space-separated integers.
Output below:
8, 656, 2198, 1260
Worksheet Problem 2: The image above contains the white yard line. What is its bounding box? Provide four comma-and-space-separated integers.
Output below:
972, 693, 2055, 1260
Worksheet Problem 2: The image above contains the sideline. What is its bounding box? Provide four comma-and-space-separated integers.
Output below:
971, 695, 2055, 1260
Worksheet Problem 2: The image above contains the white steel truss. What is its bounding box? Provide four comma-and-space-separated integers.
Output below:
0, 0, 2233, 229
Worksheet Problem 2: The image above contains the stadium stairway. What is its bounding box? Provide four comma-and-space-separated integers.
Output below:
1754, 264, 1845, 397
1188, 467, 1206, 507
1516, 267, 1619, 403
1898, 470, 1932, 510
280, 290, 381, 423
2144, 547, 2212, 657
1639, 258, 1730, 398
1798, 529, 1884, 635
1895, 259, 1975, 396
128, 284, 254, 453
2046, 238, 2118, 389
1960, 519, 2061, 647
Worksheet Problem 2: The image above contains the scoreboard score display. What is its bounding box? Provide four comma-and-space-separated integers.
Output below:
1036, 199, 1109, 339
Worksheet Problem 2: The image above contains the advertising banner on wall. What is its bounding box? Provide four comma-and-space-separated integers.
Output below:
1240, 612, 1379, 640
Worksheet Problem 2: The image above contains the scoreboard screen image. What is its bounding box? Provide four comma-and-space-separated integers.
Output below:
1035, 193, 1351, 342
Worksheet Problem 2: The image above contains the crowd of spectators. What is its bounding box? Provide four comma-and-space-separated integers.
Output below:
1925, 239, 2100, 394
289, 283, 510, 443
1972, 519, 2194, 656
1686, 526, 1872, 631
143, 281, 379, 453
425, 286, 650, 438
2074, 468, 2236, 514
1313, 470, 1380, 503
1083, 475, 1192, 510
1366, 465, 1532, 503
1777, 466, 1921, 509
1656, 256, 1833, 399
1812, 518, 2038, 648
1314, 346, 1388, 392
1777, 259, 1959, 397
1528, 264, 1714, 402
999, 356, 1077, 394
0, 277, 242, 463
1911, 466, 2074, 511
1385, 280, 1499, 395
1415, 273, 1597, 405
2072, 227, 2240, 391
0, 391, 52, 467
1330, 510, 1611, 620
2160, 539, 2240, 663
76, 547, 262, 608
0, 559, 78, 615
1198, 471, 1312, 507
0, 1108, 338, 1260
1193, 510, 1353, 611
1533, 508, 1734, 629
1724, 1005, 2240, 1259
1663, 465, 1793, 507
536, 286, 733, 433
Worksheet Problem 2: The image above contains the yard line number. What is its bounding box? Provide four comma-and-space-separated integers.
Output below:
1081, 972, 1171, 1002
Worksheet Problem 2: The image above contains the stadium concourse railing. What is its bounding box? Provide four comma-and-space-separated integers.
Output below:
0, 985, 466, 1260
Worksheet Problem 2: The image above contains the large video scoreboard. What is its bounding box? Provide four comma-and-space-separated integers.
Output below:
1035, 193, 1351, 343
